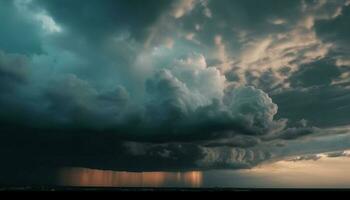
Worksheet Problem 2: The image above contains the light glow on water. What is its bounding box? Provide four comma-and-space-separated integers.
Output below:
59, 168, 202, 188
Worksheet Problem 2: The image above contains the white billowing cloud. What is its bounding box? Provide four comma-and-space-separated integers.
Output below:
224, 86, 287, 134
146, 69, 202, 120
170, 53, 225, 99
146, 53, 226, 116
142, 53, 288, 137
225, 86, 278, 126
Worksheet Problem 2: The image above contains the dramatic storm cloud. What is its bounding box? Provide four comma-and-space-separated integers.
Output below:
1, 0, 350, 172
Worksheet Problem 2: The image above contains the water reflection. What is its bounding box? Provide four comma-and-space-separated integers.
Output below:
59, 168, 202, 187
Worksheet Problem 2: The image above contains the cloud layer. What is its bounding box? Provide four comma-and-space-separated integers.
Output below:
1, 0, 350, 172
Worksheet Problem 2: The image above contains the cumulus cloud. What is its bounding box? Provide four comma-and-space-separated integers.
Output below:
146, 54, 225, 108
123, 53, 287, 142
224, 86, 287, 134
0, 49, 295, 170
0, 50, 289, 142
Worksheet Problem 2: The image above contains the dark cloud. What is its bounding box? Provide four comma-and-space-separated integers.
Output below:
33, 0, 174, 42
0, 51, 29, 93
208, 0, 302, 28
273, 85, 350, 127
315, 4, 350, 51
43, 74, 131, 130
202, 135, 260, 148
274, 127, 318, 140
0, 1, 42, 55
289, 59, 341, 88
0, 130, 270, 172
0, 51, 34, 130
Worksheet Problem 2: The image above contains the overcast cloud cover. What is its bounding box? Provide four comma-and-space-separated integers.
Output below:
1, 0, 350, 172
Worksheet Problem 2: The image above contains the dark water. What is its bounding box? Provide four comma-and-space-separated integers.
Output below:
59, 168, 203, 187
0, 167, 203, 188
0, 167, 246, 188
0, 166, 294, 188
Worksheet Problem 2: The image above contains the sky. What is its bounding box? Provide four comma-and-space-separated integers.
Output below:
1, 0, 350, 187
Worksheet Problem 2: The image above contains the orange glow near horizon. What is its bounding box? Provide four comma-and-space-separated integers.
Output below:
59, 168, 203, 188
